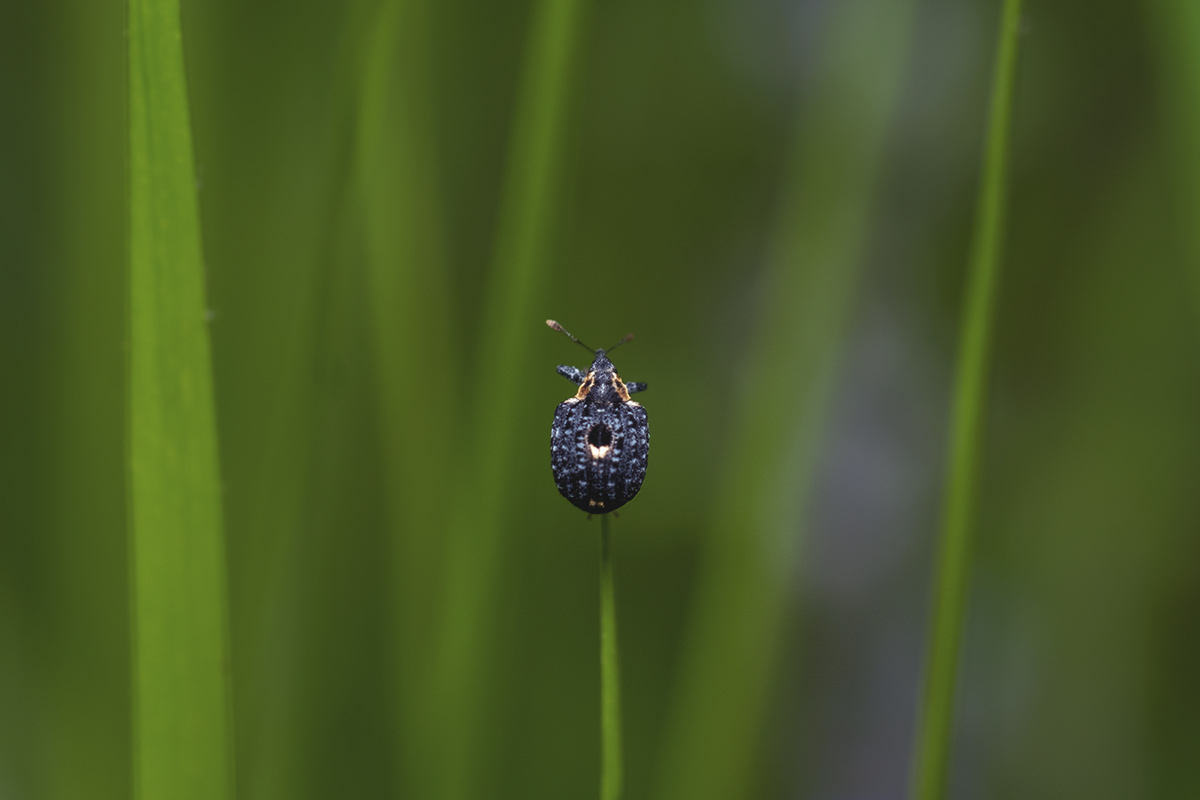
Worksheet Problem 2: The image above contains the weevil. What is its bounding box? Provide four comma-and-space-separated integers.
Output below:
547, 320, 649, 515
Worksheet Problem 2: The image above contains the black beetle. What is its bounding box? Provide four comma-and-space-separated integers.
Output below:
547, 320, 649, 514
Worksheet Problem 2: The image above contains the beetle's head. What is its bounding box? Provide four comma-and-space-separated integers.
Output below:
548, 321, 635, 403
589, 350, 615, 373
586, 351, 635, 404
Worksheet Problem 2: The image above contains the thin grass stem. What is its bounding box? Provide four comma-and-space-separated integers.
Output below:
600, 513, 623, 800
910, 2, 1023, 799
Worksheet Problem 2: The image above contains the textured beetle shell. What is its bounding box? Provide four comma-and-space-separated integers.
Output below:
550, 355, 648, 514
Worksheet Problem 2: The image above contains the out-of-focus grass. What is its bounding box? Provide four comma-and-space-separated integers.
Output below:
353, 0, 455, 796
1148, 7, 1200, 791
0, 2, 128, 799
655, 2, 918, 797
1151, 1, 1200, 312
910, 2, 1022, 799
127, 0, 233, 796
185, 2, 363, 796
429, 0, 591, 796
4, 1, 1200, 799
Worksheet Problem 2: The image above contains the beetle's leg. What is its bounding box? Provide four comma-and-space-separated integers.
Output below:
625, 381, 647, 394
557, 364, 586, 384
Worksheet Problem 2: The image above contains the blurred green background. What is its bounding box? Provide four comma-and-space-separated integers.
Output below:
3, 0, 1200, 798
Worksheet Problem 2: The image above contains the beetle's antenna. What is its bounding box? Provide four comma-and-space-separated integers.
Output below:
547, 319, 597, 354
604, 333, 634, 353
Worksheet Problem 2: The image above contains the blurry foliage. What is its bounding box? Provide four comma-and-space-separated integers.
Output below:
2, 0, 1199, 799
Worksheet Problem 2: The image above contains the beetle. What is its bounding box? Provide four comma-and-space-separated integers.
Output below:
547, 320, 649, 514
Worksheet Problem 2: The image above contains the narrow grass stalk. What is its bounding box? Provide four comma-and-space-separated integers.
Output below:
655, 3, 918, 797
599, 514, 623, 800
910, 3, 1023, 799
127, 0, 233, 798
430, 0, 589, 795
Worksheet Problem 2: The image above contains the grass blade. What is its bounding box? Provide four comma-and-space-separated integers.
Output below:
655, 2, 918, 797
600, 514, 623, 800
353, 0, 455, 795
909, 2, 1024, 799
429, 0, 590, 795
1150, 1, 1200, 314
128, 0, 233, 797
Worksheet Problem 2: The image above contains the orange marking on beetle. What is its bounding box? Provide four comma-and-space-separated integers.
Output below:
575, 372, 595, 400
613, 374, 631, 402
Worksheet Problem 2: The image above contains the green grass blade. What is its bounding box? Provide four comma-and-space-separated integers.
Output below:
190, 17, 370, 799
909, 3, 1023, 799
128, 0, 233, 797
600, 514, 623, 800
353, 0, 456, 795
429, 0, 590, 795
655, 2, 918, 797
1143, 9, 1200, 794
1150, 0, 1200, 316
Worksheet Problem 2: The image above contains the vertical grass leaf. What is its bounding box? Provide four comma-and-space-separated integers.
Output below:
128, 0, 233, 797
909, 2, 1024, 799
655, 2, 919, 797
353, 0, 456, 795
429, 0, 590, 796
1149, 0, 1200, 317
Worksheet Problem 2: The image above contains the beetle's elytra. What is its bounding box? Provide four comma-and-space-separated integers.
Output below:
547, 320, 649, 515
